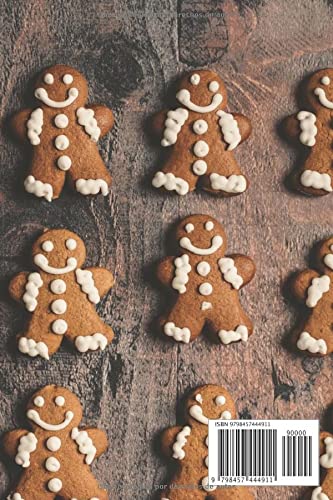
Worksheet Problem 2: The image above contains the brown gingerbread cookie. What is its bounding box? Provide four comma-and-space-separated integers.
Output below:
309, 431, 333, 500
159, 384, 253, 499
291, 236, 333, 356
156, 215, 255, 345
285, 68, 333, 195
151, 69, 252, 196
11, 64, 114, 201
3, 385, 108, 499
9, 228, 114, 360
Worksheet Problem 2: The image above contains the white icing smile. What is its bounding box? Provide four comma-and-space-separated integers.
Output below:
34, 254, 77, 274
34, 87, 79, 108
314, 87, 333, 109
176, 89, 223, 113
27, 409, 74, 431
180, 235, 223, 255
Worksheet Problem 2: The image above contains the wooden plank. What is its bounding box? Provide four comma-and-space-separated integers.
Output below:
1, 1, 333, 498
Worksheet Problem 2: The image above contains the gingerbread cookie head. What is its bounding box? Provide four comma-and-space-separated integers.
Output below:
32, 229, 86, 273
26, 385, 83, 432
175, 214, 227, 259
34, 64, 88, 109
186, 385, 237, 426
305, 68, 333, 112
176, 69, 227, 112
316, 236, 333, 274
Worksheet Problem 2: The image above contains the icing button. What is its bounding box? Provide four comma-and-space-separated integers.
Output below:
46, 436, 61, 452
54, 114, 69, 129
55, 135, 69, 151
48, 477, 62, 493
57, 155, 72, 171
50, 299, 67, 315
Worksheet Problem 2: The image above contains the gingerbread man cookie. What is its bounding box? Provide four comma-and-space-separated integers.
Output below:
285, 68, 333, 195
3, 385, 108, 499
11, 64, 114, 201
310, 431, 333, 500
151, 69, 252, 196
291, 236, 333, 356
157, 215, 255, 345
9, 228, 114, 360
159, 384, 253, 499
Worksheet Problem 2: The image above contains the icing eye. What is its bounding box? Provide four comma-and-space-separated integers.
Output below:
215, 395, 226, 406
205, 221, 214, 231
63, 74, 73, 84
209, 81, 219, 92
55, 396, 65, 407
44, 73, 54, 85
66, 238, 77, 250
321, 76, 330, 86
190, 74, 200, 85
34, 396, 45, 407
185, 223, 194, 233
195, 394, 203, 404
221, 410, 232, 420
42, 240, 54, 252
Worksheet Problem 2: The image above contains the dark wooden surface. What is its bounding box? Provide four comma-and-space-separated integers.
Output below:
0, 1, 333, 498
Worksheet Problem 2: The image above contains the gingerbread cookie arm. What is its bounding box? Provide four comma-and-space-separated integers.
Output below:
292, 269, 320, 302
10, 108, 33, 143
232, 113, 252, 143
85, 267, 114, 298
151, 109, 168, 137
9, 272, 29, 303
82, 427, 108, 458
229, 254, 256, 286
160, 425, 184, 458
285, 112, 318, 146
3, 429, 30, 460
89, 105, 114, 136
157, 257, 176, 287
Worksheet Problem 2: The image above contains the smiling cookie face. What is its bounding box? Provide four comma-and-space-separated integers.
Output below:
34, 64, 88, 109
175, 215, 227, 257
186, 385, 236, 425
176, 70, 227, 113
32, 229, 86, 274
305, 68, 333, 112
26, 385, 83, 431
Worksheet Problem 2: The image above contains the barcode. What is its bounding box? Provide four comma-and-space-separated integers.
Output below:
208, 420, 319, 487
218, 429, 278, 479
282, 435, 312, 476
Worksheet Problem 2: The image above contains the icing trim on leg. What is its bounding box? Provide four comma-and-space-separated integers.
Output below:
7, 494, 24, 500
18, 337, 49, 360
152, 172, 189, 195
210, 173, 247, 193
76, 179, 109, 196
311, 486, 330, 500
75, 333, 108, 353
218, 325, 248, 345
164, 322, 191, 343
297, 331, 327, 355
320, 437, 333, 469
300, 170, 332, 192
24, 175, 53, 202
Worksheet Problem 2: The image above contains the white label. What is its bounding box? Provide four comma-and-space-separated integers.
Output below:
208, 420, 319, 487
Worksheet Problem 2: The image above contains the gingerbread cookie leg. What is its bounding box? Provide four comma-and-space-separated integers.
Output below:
161, 487, 205, 499
296, 146, 333, 196
25, 154, 66, 201
208, 310, 253, 346
201, 154, 248, 197
153, 150, 199, 196
18, 316, 63, 360
67, 152, 112, 197
65, 315, 114, 354
160, 300, 206, 344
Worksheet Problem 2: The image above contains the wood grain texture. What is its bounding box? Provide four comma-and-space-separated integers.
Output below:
0, 0, 333, 498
